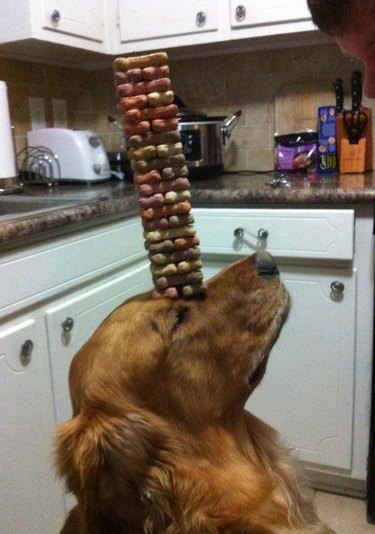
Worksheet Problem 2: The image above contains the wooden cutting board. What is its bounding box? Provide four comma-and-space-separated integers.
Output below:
274, 82, 334, 135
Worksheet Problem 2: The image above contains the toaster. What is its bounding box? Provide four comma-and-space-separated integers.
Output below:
26, 128, 111, 182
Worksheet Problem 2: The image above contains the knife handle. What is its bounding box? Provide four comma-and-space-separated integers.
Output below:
334, 78, 344, 114
351, 70, 363, 112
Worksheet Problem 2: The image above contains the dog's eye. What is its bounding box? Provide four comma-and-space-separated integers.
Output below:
175, 306, 189, 328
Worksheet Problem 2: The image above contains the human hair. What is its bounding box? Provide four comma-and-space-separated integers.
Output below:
306, 0, 352, 34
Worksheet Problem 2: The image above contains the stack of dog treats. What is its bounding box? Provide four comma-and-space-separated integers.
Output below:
113, 52, 205, 299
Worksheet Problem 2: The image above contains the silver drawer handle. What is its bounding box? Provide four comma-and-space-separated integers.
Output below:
235, 5, 246, 22
257, 228, 268, 239
51, 9, 61, 24
234, 227, 244, 239
20, 339, 33, 365
331, 281, 345, 294
196, 11, 206, 27
61, 317, 74, 332
234, 228, 268, 240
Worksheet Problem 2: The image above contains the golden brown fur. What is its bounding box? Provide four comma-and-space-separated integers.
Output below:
56, 254, 334, 533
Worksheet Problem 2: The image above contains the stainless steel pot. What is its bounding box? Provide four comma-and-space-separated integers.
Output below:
178, 109, 242, 179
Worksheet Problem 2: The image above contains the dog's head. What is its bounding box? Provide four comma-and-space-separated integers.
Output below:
70, 250, 289, 424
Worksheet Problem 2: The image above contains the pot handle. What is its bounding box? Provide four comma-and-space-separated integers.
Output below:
222, 110, 242, 144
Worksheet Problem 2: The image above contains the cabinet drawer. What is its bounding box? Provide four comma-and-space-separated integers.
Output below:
42, 0, 105, 42
119, 0, 219, 43
194, 208, 354, 260
0, 217, 146, 315
230, 0, 311, 28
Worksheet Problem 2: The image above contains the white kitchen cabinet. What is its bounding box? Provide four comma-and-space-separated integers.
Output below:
0, 0, 109, 63
203, 259, 356, 470
0, 216, 151, 532
0, 0, 319, 65
112, 0, 317, 56
46, 264, 150, 425
41, 0, 105, 42
46, 262, 150, 513
250, 266, 356, 470
113, 0, 226, 55
227, 0, 316, 44
194, 206, 374, 496
230, 0, 311, 28
118, 0, 220, 44
0, 316, 65, 533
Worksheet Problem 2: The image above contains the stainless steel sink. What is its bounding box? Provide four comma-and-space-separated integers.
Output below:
0, 195, 93, 223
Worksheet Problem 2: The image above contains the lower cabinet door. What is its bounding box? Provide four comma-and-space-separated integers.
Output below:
0, 317, 65, 534
46, 262, 150, 425
203, 259, 356, 471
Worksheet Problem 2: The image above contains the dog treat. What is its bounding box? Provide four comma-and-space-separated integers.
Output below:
151, 286, 179, 299
117, 94, 148, 111
146, 239, 175, 253
140, 201, 192, 221
142, 65, 170, 81
147, 90, 174, 107
133, 170, 162, 185
128, 130, 181, 149
149, 246, 201, 265
138, 177, 190, 196
124, 122, 150, 136
113, 51, 205, 299
154, 271, 203, 290
113, 52, 169, 72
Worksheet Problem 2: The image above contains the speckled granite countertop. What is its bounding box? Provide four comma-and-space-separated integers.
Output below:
1, 171, 374, 250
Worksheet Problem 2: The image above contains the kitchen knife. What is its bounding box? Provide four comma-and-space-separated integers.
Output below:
351, 70, 363, 112
334, 78, 344, 114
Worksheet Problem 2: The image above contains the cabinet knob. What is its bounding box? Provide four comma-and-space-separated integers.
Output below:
51, 9, 61, 24
196, 11, 206, 27
235, 5, 247, 22
61, 317, 74, 332
330, 281, 345, 294
257, 228, 269, 239
20, 339, 33, 365
234, 227, 244, 239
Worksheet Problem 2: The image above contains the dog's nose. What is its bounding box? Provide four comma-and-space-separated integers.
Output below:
254, 250, 279, 277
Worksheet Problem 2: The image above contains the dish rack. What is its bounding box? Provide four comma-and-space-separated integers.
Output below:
17, 146, 61, 186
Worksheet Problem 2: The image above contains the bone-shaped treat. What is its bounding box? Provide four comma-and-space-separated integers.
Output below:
113, 52, 169, 72
149, 246, 201, 265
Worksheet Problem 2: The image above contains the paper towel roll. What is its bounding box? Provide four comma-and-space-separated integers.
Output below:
0, 81, 17, 179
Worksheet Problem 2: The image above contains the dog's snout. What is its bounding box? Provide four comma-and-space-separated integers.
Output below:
254, 250, 279, 277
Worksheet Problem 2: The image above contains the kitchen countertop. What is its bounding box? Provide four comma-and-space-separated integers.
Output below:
1, 171, 374, 251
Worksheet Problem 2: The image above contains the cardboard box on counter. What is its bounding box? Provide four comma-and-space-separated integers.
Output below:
318, 106, 337, 174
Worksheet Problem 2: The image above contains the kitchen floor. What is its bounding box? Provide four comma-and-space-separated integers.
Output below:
314, 491, 375, 532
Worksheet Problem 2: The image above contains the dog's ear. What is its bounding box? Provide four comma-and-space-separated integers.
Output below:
56, 405, 174, 533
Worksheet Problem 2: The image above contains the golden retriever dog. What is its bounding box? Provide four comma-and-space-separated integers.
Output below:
56, 250, 334, 533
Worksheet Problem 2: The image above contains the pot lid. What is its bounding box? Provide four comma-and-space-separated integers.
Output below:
178, 113, 227, 122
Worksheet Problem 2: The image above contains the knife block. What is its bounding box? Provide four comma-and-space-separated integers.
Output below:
340, 138, 366, 173
336, 107, 373, 172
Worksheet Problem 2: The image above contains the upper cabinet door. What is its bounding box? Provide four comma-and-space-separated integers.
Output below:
42, 0, 105, 42
230, 0, 311, 28
118, 0, 219, 43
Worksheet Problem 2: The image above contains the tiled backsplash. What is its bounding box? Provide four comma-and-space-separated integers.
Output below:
2, 42, 375, 172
